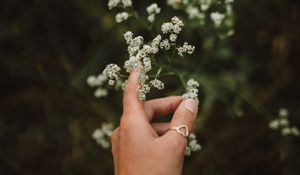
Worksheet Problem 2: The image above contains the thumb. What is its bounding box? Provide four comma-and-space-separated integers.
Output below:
162, 99, 198, 147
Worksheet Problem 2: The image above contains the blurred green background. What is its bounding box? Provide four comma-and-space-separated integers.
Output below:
1, 0, 300, 175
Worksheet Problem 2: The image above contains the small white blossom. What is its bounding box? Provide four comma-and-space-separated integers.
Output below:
169, 34, 177, 42
107, 0, 132, 9
161, 16, 184, 34
167, 0, 181, 9
146, 3, 161, 14
177, 42, 195, 57
281, 127, 292, 136
94, 88, 108, 98
269, 120, 280, 130
199, 0, 212, 11
172, 16, 184, 27
185, 133, 201, 156
92, 122, 114, 149
279, 108, 289, 118
108, 0, 121, 10
146, 3, 161, 23
121, 0, 132, 8
115, 12, 129, 23
225, 0, 234, 4
143, 57, 152, 72
137, 84, 151, 100
161, 22, 174, 34
183, 79, 200, 101
151, 35, 162, 53
210, 12, 225, 27
108, 79, 116, 86
124, 31, 134, 44
291, 127, 300, 136
150, 79, 165, 90
186, 6, 204, 20
160, 39, 171, 50
103, 64, 121, 80
269, 108, 299, 137
147, 14, 155, 23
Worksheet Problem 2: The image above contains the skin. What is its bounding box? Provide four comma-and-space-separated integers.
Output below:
111, 70, 199, 175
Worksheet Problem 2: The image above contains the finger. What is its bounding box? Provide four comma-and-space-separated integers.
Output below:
144, 96, 183, 121
163, 99, 199, 144
151, 122, 170, 136
111, 128, 119, 173
123, 69, 144, 116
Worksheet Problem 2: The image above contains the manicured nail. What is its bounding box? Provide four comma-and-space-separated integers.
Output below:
184, 99, 198, 114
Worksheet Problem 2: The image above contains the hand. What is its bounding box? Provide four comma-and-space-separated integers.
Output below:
111, 70, 199, 175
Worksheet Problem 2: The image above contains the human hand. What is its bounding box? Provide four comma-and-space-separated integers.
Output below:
111, 70, 199, 175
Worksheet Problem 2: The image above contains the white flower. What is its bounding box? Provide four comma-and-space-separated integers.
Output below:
108, 0, 121, 10
115, 12, 129, 23
94, 88, 108, 98
269, 120, 279, 130
225, 0, 234, 4
281, 127, 291, 136
143, 57, 152, 72
186, 6, 204, 20
161, 22, 174, 34
160, 39, 171, 50
146, 3, 161, 23
210, 12, 225, 27
167, 0, 182, 9
121, 0, 132, 8
108, 79, 116, 86
87, 74, 108, 87
150, 79, 165, 90
92, 122, 114, 149
279, 108, 289, 118
278, 118, 289, 127
124, 31, 134, 44
147, 14, 155, 23
199, 0, 212, 11
169, 34, 177, 42
103, 64, 121, 80
147, 3, 161, 14
172, 16, 184, 27
187, 78, 200, 89
177, 42, 195, 57
185, 133, 201, 156
137, 84, 151, 100
183, 79, 200, 101
291, 127, 299, 136
161, 16, 184, 34
151, 35, 162, 53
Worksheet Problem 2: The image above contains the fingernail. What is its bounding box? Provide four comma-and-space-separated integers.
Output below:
184, 99, 198, 114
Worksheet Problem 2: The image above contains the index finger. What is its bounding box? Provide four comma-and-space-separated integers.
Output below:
122, 69, 144, 116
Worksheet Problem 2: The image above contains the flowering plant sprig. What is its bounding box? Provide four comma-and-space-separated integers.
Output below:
88, 0, 203, 156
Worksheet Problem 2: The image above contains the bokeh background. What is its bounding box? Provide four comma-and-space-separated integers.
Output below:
1, 0, 300, 175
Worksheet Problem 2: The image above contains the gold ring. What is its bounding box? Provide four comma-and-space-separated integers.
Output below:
168, 125, 189, 138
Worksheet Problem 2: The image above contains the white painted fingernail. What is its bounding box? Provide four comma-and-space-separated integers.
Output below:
184, 99, 198, 114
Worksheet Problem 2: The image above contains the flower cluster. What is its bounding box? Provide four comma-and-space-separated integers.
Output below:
177, 42, 195, 57
115, 12, 130, 23
92, 122, 114, 149
108, 0, 132, 23
185, 133, 202, 156
210, 12, 225, 27
167, 0, 235, 37
269, 108, 299, 136
146, 3, 161, 23
183, 79, 200, 101
108, 0, 132, 10
161, 16, 184, 34
87, 74, 108, 98
103, 64, 121, 86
